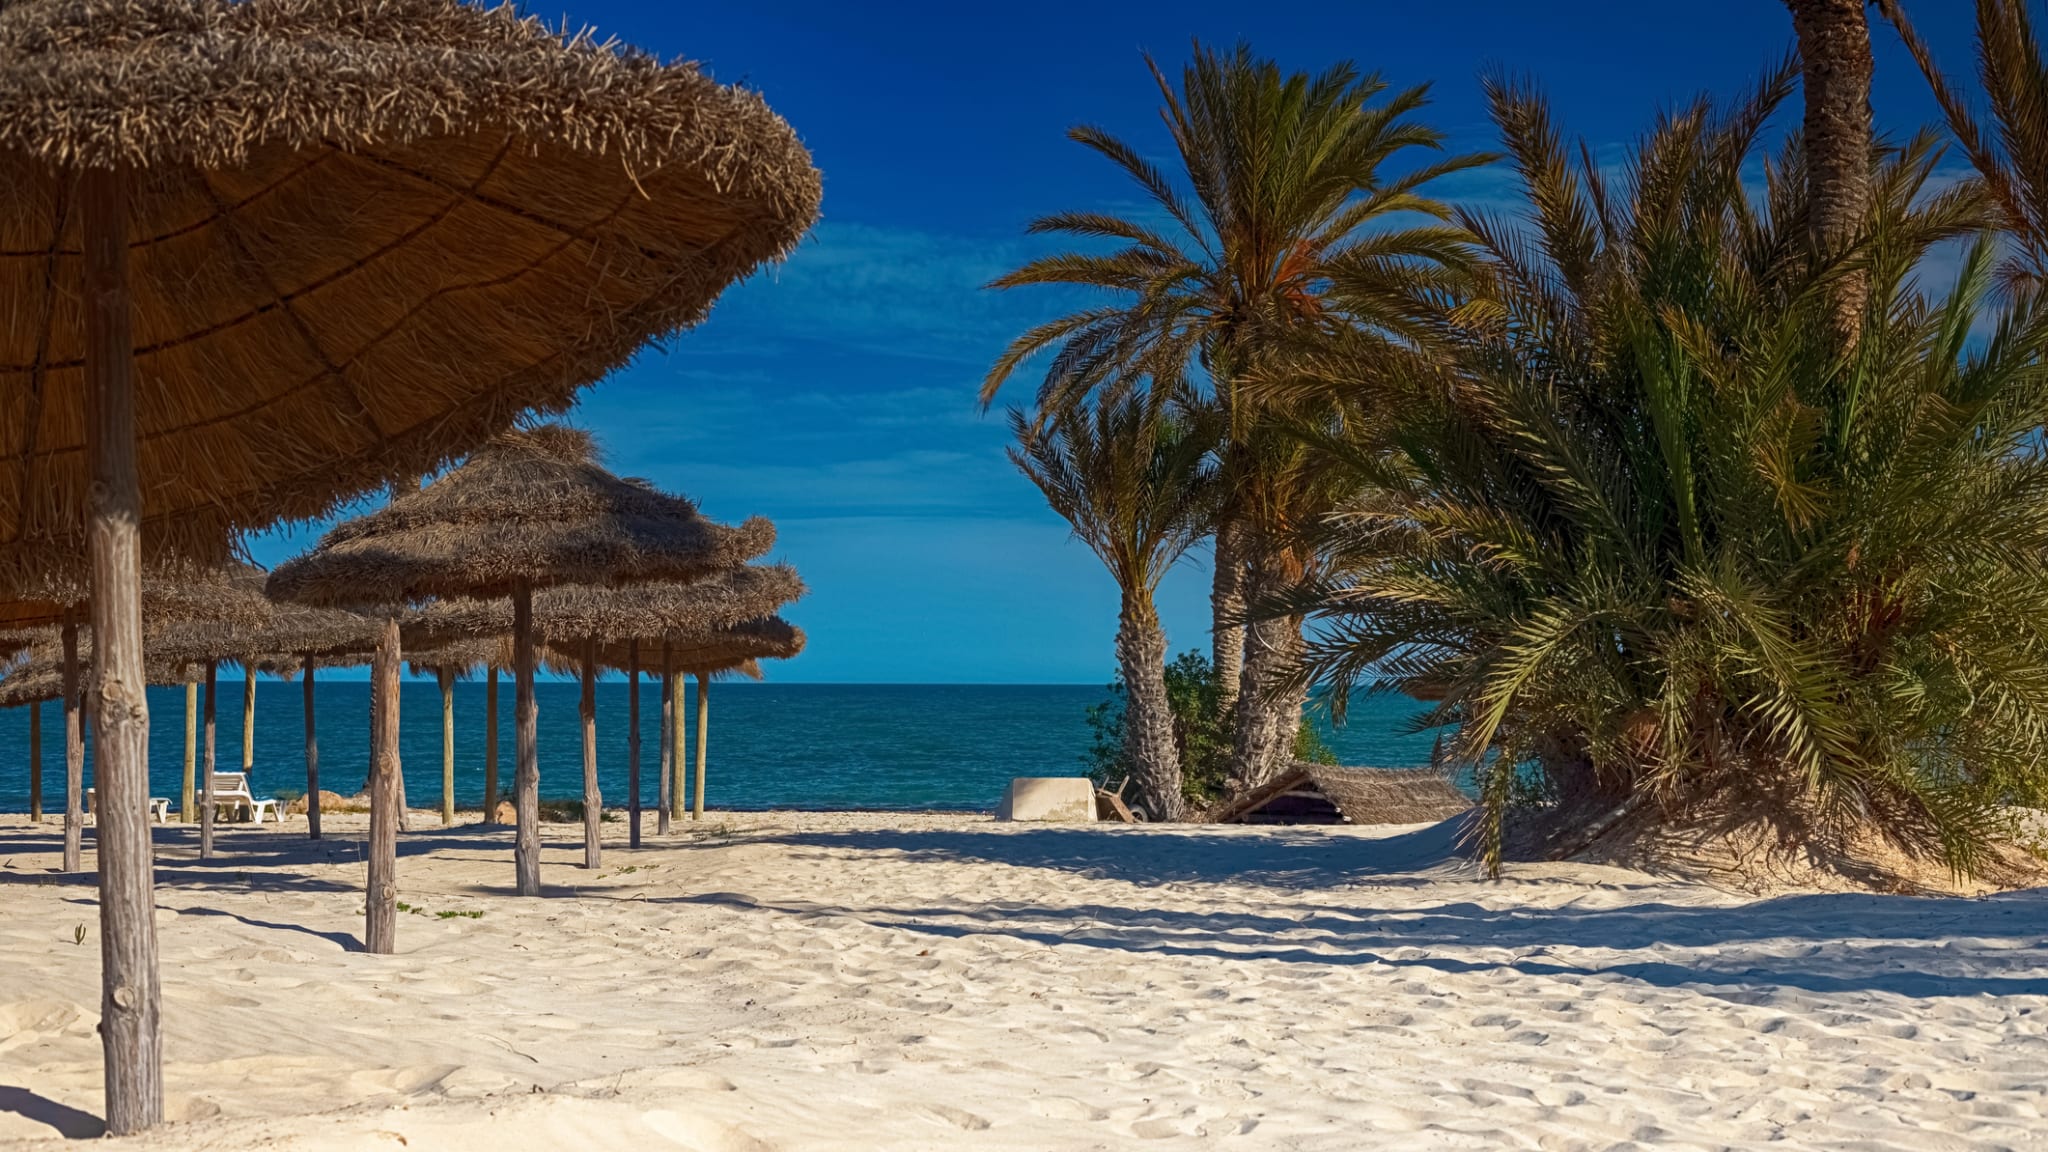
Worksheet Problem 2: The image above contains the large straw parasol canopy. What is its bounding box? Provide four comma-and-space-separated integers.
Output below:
2, 0, 817, 1125
581, 616, 806, 674
266, 425, 777, 604
0, 560, 378, 691
0, 0, 821, 586
408, 563, 806, 647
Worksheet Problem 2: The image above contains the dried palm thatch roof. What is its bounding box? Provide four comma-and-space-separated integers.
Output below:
267, 426, 775, 605
0, 559, 270, 635
1214, 765, 1473, 826
405, 635, 501, 678
0, 634, 190, 707
408, 562, 805, 648
0, 0, 821, 588
563, 615, 805, 675
0, 561, 387, 676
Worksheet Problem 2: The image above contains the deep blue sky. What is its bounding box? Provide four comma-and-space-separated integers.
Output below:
251, 1, 1981, 683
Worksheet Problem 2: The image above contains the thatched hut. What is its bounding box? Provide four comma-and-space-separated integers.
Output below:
1214, 765, 1473, 826
0, 0, 817, 1120
269, 425, 776, 888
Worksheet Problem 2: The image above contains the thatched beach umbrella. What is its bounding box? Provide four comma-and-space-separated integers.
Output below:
412, 565, 804, 847
270, 426, 775, 896
155, 565, 386, 850
142, 564, 298, 860
0, 0, 817, 1125
406, 637, 503, 827
578, 617, 806, 821
404, 636, 507, 823
2, 564, 271, 868
244, 605, 388, 841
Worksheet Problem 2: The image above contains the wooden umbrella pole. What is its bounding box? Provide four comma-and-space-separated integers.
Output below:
671, 660, 687, 823
241, 665, 255, 772
512, 582, 541, 896
61, 615, 82, 872
28, 702, 42, 822
303, 662, 320, 840
200, 661, 216, 861
659, 642, 675, 835
439, 667, 455, 827
579, 637, 601, 870
693, 674, 709, 821
365, 617, 401, 953
627, 639, 641, 849
82, 163, 162, 1134
483, 667, 499, 823
181, 680, 196, 823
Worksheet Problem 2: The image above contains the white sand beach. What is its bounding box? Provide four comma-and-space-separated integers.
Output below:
1, 811, 2043, 1150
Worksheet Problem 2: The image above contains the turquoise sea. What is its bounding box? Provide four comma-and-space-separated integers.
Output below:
0, 682, 1438, 813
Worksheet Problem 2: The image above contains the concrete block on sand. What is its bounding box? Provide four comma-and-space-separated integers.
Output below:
996, 778, 1098, 822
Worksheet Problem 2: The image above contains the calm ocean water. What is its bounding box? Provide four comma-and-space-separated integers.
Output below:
0, 681, 1437, 813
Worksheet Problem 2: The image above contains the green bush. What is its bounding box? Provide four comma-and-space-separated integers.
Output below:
1085, 650, 1336, 806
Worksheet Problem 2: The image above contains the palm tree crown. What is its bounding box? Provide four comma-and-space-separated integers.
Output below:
981, 41, 1488, 425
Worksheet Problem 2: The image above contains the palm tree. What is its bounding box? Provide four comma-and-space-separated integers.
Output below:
1294, 72, 2041, 884
982, 42, 1488, 791
1011, 396, 1216, 820
1785, 0, 1876, 345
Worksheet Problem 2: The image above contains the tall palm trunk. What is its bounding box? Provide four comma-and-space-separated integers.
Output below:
1229, 555, 1308, 792
1786, 0, 1874, 344
1118, 590, 1185, 821
1209, 517, 1247, 716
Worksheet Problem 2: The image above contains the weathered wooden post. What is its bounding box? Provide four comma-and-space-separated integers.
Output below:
659, 641, 676, 834
628, 639, 642, 848
83, 162, 163, 1133
200, 661, 217, 860
693, 674, 710, 820
241, 665, 255, 774
513, 582, 540, 896
483, 666, 499, 823
365, 617, 402, 953
579, 637, 602, 870
62, 612, 82, 873
439, 666, 455, 826
303, 662, 321, 840
181, 679, 196, 823
672, 661, 688, 823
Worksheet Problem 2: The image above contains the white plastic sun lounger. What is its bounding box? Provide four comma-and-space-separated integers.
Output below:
207, 772, 280, 824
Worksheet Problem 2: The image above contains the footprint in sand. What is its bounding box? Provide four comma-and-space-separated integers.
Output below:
1032, 1096, 1108, 1122
911, 1103, 991, 1130
640, 1068, 740, 1093
641, 1109, 776, 1151
348, 1064, 463, 1097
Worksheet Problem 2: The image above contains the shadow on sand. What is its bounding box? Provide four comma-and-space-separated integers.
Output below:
634, 822, 2048, 1001
0, 1086, 104, 1140
7, 819, 2045, 1001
